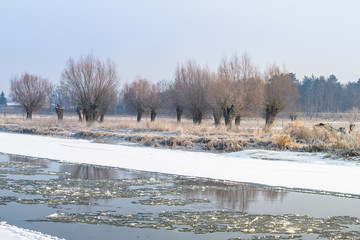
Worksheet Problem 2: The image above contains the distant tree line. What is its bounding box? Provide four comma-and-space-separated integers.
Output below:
6, 52, 360, 127
296, 74, 360, 118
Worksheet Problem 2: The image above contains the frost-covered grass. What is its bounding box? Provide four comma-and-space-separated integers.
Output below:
283, 120, 360, 152
0, 115, 360, 155
0, 114, 263, 135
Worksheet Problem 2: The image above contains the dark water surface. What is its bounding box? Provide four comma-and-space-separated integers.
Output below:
0, 153, 359, 239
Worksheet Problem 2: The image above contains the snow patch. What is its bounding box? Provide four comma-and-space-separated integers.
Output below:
226, 149, 360, 166
0, 221, 64, 240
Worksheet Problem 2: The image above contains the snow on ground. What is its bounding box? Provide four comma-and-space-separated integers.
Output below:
0, 222, 64, 240
0, 132, 359, 196
226, 150, 360, 166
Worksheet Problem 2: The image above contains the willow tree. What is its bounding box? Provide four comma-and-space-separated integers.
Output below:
146, 83, 162, 121
264, 65, 299, 129
10, 73, 53, 119
175, 60, 210, 124
123, 78, 150, 122
171, 64, 187, 122
217, 53, 264, 128
61, 54, 119, 122
208, 73, 226, 126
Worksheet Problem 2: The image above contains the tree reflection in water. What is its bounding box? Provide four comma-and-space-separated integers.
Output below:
9, 154, 288, 212
59, 164, 159, 180
175, 179, 287, 212
59, 164, 119, 180
9, 155, 50, 167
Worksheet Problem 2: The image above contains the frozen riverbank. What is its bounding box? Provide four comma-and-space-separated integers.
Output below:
0, 222, 63, 240
0, 132, 359, 195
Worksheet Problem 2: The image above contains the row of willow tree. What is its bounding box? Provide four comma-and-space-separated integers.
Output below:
8, 52, 360, 128
122, 54, 298, 129
8, 53, 298, 129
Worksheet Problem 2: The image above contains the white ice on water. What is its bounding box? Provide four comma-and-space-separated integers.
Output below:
0, 132, 359, 195
1, 131, 360, 239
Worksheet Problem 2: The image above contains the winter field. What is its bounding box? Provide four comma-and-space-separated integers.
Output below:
1, 115, 360, 239
1, 114, 360, 155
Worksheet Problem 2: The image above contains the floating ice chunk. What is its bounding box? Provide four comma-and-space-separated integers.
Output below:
47, 213, 58, 219
286, 228, 296, 234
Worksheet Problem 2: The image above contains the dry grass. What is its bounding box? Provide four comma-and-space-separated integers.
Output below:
282, 120, 360, 154
273, 135, 292, 149
0, 114, 268, 152
1, 114, 360, 156
284, 121, 314, 140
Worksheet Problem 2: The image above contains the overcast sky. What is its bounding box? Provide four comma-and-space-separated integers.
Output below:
1, 0, 360, 95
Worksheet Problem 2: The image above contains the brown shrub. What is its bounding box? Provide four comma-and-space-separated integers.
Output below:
284, 121, 313, 140
273, 135, 292, 149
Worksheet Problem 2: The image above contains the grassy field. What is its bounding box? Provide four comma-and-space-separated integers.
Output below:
0, 113, 359, 157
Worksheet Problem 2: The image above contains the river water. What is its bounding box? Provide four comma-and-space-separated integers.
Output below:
0, 153, 359, 239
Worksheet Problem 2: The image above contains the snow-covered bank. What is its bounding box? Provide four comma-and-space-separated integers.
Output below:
0, 222, 63, 240
226, 149, 360, 166
0, 132, 359, 195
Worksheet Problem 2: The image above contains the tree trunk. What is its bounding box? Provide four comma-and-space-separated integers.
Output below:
213, 110, 222, 126
289, 114, 297, 121
84, 110, 90, 122
192, 109, 203, 124
197, 111, 203, 124
55, 104, 64, 121
99, 114, 104, 123
265, 107, 278, 129
235, 115, 241, 128
223, 108, 229, 125
223, 106, 234, 128
76, 106, 83, 121
86, 103, 98, 122
150, 109, 157, 122
137, 109, 143, 122
176, 106, 183, 122
26, 108, 33, 119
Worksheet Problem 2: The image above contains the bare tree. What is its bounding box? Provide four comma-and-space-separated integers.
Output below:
61, 54, 120, 122
175, 60, 210, 124
123, 78, 151, 122
264, 64, 299, 129
97, 87, 118, 122
123, 78, 162, 122
10, 73, 53, 119
146, 82, 162, 121
215, 58, 236, 127
217, 53, 264, 128
207, 73, 225, 126
171, 65, 187, 122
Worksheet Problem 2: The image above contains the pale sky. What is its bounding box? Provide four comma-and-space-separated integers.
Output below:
1, 0, 360, 95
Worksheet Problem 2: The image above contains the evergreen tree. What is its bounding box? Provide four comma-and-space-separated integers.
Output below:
0, 91, 7, 106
